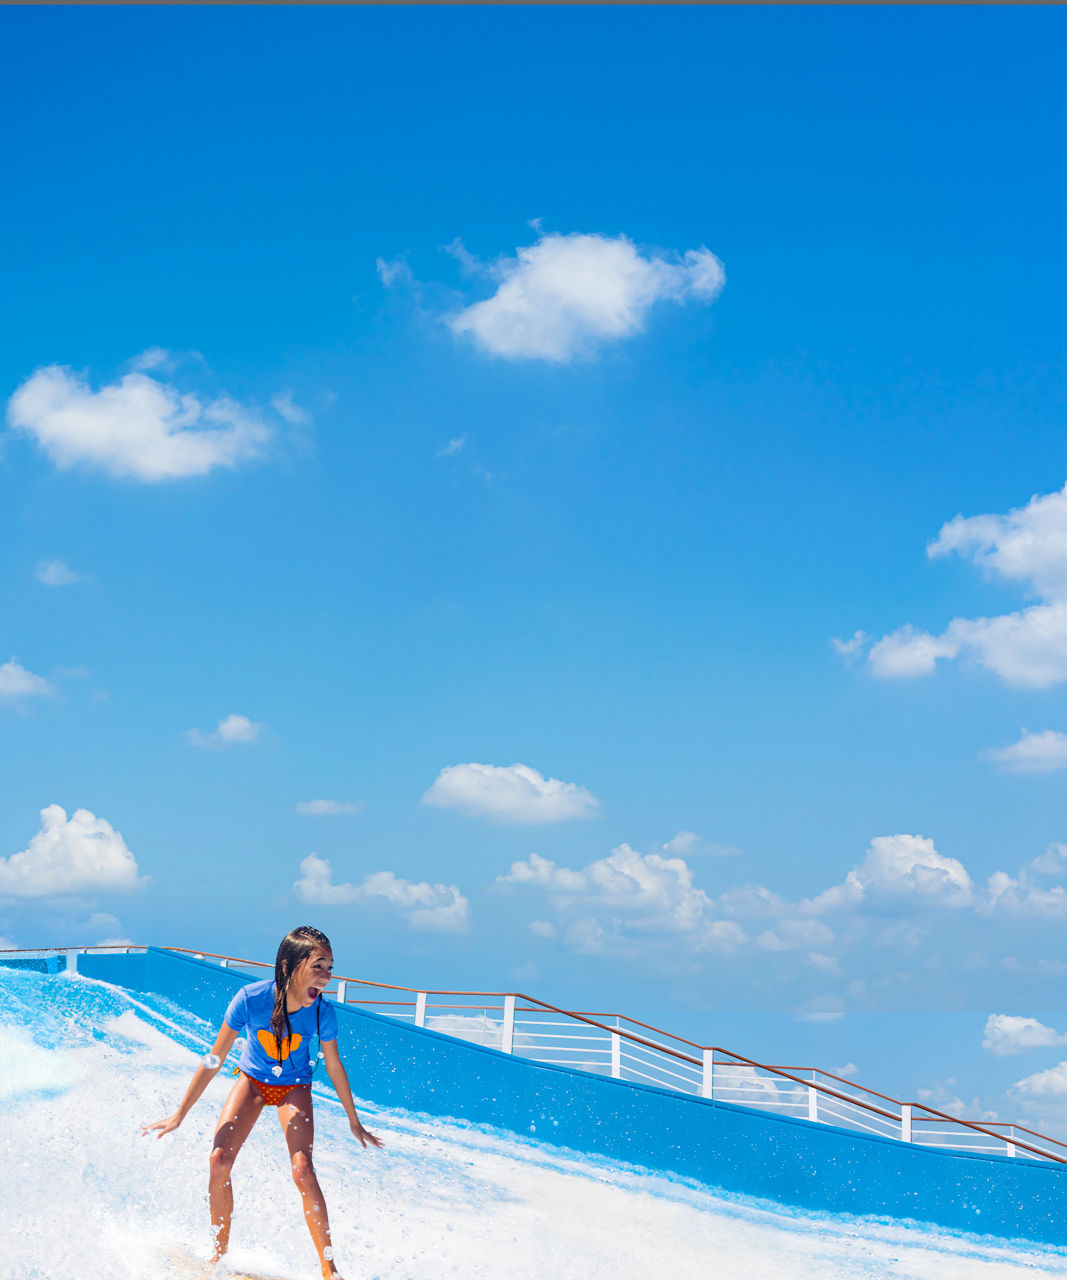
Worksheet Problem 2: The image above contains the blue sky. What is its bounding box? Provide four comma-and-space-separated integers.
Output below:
5, 6, 1067, 1127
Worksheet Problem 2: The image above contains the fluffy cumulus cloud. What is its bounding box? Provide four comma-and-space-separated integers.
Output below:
422, 762, 598, 824
983, 1014, 1067, 1056
1010, 1061, 1067, 1105
7, 362, 271, 482
447, 231, 725, 362
497, 827, 1067, 1002
499, 843, 745, 953
295, 799, 364, 816
185, 713, 264, 749
862, 483, 1067, 688
984, 729, 1067, 774
0, 804, 144, 897
293, 853, 469, 932
0, 658, 54, 700
804, 835, 974, 913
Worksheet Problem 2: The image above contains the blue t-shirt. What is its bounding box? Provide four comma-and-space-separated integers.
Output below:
224, 978, 338, 1085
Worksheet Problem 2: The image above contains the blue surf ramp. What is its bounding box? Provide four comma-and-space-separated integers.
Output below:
57, 946, 1067, 1247
5, 952, 1067, 1280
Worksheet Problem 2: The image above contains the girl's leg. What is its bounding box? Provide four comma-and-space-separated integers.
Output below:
278, 1087, 339, 1279
208, 1075, 264, 1261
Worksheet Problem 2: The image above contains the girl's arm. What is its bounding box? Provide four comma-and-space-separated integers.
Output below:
142, 1023, 240, 1139
321, 1040, 383, 1150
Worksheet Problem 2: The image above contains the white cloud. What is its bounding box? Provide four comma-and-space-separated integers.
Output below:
447, 231, 725, 362
270, 391, 310, 425
932, 483, 1067, 599
984, 729, 1067, 774
499, 843, 741, 954
868, 604, 1067, 687
663, 830, 740, 858
442, 237, 482, 276
864, 484, 1067, 688
831, 630, 869, 658
804, 835, 973, 913
502, 826, 1067, 981
293, 854, 469, 932
0, 804, 144, 897
7, 363, 270, 482
295, 799, 364, 816
502, 843, 711, 933
185, 713, 264, 749
500, 851, 590, 893
984, 845, 1067, 919
423, 762, 598, 824
129, 347, 174, 373
435, 434, 468, 458
0, 659, 55, 700
35, 559, 88, 587
983, 1014, 1067, 1056
376, 256, 414, 288
1011, 1061, 1067, 1102
867, 624, 962, 679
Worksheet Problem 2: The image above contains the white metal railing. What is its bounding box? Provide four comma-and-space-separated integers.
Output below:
5, 945, 1066, 1165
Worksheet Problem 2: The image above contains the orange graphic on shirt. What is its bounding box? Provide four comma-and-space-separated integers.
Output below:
256, 1029, 303, 1061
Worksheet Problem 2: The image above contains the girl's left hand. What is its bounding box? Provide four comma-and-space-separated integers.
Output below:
351, 1119, 383, 1150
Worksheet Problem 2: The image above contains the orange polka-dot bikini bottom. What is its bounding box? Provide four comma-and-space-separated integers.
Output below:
241, 1070, 301, 1107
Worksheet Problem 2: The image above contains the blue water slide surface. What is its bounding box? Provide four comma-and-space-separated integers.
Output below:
73, 947, 1067, 1245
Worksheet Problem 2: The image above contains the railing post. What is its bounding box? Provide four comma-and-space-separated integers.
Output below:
335, 980, 347, 1004
65, 950, 78, 974
611, 1032, 622, 1078
414, 991, 427, 1027
1006, 1127, 1016, 1158
501, 994, 515, 1054
702, 1049, 714, 1099
220, 959, 229, 968
807, 1084, 818, 1123
901, 1104, 912, 1143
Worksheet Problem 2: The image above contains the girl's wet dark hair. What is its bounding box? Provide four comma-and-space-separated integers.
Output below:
271, 925, 332, 1044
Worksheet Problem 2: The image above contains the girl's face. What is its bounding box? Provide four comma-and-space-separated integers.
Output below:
291, 947, 333, 1007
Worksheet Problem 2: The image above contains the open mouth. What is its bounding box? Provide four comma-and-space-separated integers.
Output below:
307, 987, 321, 1001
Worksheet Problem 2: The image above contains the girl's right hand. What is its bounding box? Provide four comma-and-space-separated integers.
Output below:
142, 1113, 183, 1139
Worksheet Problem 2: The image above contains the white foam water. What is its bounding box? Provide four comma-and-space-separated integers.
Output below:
2, 966, 1065, 1280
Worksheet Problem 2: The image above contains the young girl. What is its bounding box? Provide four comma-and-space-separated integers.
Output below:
145, 926, 382, 1279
